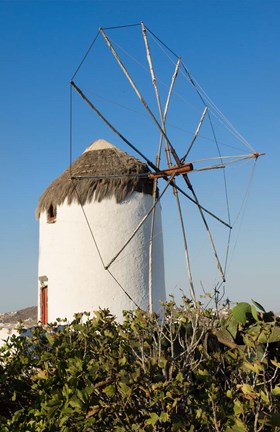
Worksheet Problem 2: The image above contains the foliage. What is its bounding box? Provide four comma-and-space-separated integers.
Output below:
0, 299, 280, 431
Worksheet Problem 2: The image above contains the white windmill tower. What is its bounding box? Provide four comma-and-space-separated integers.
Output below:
37, 139, 166, 323
37, 22, 264, 324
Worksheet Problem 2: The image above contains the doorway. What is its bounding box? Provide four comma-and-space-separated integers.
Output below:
40, 285, 48, 325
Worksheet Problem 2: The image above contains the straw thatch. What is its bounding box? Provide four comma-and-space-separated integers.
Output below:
36, 140, 155, 218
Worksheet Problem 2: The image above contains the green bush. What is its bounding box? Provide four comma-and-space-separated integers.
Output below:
0, 299, 280, 431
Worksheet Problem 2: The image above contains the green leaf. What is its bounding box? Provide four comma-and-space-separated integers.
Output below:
118, 382, 132, 397
86, 405, 100, 418
119, 356, 127, 366
226, 389, 233, 398
213, 327, 235, 347
269, 326, 280, 342
176, 371, 184, 382
197, 369, 209, 376
242, 361, 263, 373
258, 327, 280, 343
240, 384, 256, 399
103, 384, 115, 397
271, 359, 280, 368
233, 399, 244, 415
272, 386, 280, 396
251, 299, 266, 312
225, 315, 239, 339
158, 357, 167, 368
46, 333, 56, 345
104, 330, 114, 338
232, 302, 251, 325
69, 396, 82, 409
260, 390, 269, 404
226, 419, 247, 432
250, 304, 259, 322
77, 389, 86, 403
146, 412, 159, 426
160, 412, 169, 423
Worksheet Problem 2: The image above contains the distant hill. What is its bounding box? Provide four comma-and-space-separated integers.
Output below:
0, 306, 37, 326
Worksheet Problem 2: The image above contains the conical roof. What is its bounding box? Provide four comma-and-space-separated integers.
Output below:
36, 139, 154, 218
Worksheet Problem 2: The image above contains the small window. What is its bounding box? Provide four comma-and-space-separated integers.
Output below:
47, 204, 57, 223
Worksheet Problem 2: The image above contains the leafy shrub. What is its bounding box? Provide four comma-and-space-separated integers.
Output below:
0, 299, 280, 431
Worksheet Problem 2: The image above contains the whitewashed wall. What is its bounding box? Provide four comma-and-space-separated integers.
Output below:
38, 191, 165, 322
0, 326, 17, 348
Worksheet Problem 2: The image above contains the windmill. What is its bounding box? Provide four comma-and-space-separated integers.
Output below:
37, 22, 264, 322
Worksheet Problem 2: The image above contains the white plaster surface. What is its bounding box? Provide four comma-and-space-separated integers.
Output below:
0, 326, 17, 348
83, 139, 115, 152
38, 191, 166, 322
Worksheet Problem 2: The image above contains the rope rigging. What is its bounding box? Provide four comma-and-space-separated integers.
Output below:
68, 21, 264, 310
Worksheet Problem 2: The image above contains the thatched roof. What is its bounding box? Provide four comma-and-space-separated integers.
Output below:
36, 139, 154, 218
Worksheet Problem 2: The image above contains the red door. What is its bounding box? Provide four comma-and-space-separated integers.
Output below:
41, 286, 48, 324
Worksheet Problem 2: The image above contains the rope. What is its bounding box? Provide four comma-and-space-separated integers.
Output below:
207, 110, 232, 279
80, 28, 250, 158
181, 61, 255, 152
69, 84, 73, 177
105, 173, 175, 270
102, 23, 141, 30
77, 84, 250, 154
145, 25, 180, 59
73, 182, 106, 268
69, 22, 262, 306
71, 30, 100, 81
70, 81, 231, 228
232, 159, 257, 227
226, 159, 257, 273
106, 269, 141, 309
111, 226, 164, 267
190, 153, 260, 164
142, 29, 254, 153
106, 32, 205, 122
85, 23, 257, 155
138, 28, 255, 152
106, 36, 151, 75
72, 173, 149, 180
73, 179, 141, 309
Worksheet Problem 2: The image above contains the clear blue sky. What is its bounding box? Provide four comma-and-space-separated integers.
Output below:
0, 0, 279, 313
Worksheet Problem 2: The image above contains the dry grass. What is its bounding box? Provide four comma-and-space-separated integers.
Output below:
36, 146, 154, 218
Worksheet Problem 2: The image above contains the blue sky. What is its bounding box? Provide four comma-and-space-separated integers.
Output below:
0, 0, 279, 313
